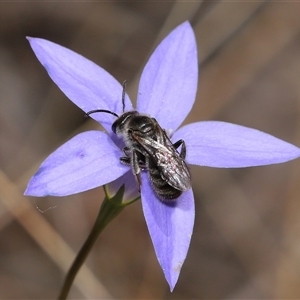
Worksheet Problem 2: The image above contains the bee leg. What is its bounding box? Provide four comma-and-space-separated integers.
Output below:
122, 146, 131, 157
136, 152, 147, 170
119, 154, 142, 192
131, 151, 142, 191
120, 147, 135, 167
173, 139, 186, 159
120, 157, 146, 170
120, 156, 131, 165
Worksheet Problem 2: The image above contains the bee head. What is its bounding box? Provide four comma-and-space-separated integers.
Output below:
112, 111, 139, 134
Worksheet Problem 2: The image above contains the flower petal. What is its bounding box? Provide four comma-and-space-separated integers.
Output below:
25, 131, 128, 196
140, 172, 195, 291
137, 21, 198, 131
105, 170, 140, 203
173, 121, 300, 167
27, 37, 133, 134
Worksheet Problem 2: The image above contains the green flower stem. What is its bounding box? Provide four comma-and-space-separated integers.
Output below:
58, 185, 127, 300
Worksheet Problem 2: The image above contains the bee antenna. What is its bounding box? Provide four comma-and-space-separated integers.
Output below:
86, 109, 119, 118
86, 80, 127, 118
122, 80, 127, 113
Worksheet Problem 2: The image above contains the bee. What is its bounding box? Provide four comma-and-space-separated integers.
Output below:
86, 82, 191, 200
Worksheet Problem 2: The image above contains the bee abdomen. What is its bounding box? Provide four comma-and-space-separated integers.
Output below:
147, 163, 182, 201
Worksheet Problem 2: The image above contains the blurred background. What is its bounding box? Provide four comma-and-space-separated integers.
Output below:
1, 1, 300, 299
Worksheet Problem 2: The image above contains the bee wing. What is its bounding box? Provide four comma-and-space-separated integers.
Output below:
135, 134, 191, 191
155, 145, 191, 191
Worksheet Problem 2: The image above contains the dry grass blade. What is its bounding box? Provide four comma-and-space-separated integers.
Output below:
0, 170, 112, 299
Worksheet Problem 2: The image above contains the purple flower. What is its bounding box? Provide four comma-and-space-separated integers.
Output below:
25, 22, 300, 291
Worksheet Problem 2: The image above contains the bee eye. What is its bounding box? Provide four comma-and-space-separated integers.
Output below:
112, 122, 117, 133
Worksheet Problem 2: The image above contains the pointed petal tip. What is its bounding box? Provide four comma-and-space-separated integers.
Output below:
23, 174, 54, 197
140, 173, 194, 292
177, 20, 192, 31
23, 188, 41, 197
137, 20, 198, 131
23, 175, 38, 197
26, 36, 39, 44
23, 131, 128, 198
23, 187, 30, 197
27, 35, 133, 133
175, 121, 300, 168
166, 265, 181, 292
24, 183, 33, 196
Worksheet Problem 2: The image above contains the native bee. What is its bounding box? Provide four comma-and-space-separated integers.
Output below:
87, 82, 191, 200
